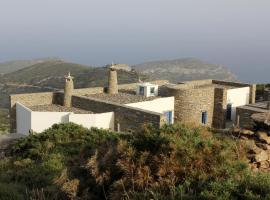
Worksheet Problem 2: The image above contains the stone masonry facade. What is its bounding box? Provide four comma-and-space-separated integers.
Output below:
10, 81, 168, 133
10, 78, 255, 132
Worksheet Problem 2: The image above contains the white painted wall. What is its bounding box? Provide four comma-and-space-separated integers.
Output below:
31, 112, 71, 133
69, 112, 114, 130
126, 97, 174, 114
16, 103, 32, 135
136, 83, 159, 97
16, 102, 115, 134
227, 87, 250, 122
126, 97, 175, 123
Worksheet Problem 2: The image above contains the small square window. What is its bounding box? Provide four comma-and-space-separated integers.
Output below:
150, 87, 155, 94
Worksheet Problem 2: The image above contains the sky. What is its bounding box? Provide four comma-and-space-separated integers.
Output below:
0, 0, 269, 83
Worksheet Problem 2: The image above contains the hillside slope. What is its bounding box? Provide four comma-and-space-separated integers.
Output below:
0, 60, 140, 108
133, 58, 237, 83
0, 58, 61, 74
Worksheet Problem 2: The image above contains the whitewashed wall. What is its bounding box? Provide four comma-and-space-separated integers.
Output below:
126, 97, 174, 113
16, 102, 115, 134
16, 103, 32, 135
31, 112, 71, 133
69, 112, 114, 130
227, 87, 250, 122
126, 97, 175, 123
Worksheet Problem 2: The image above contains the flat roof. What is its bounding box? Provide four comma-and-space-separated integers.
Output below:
165, 82, 238, 90
84, 92, 159, 104
238, 101, 270, 113
29, 104, 93, 114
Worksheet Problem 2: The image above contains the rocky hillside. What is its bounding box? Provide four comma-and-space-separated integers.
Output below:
133, 58, 237, 83
0, 60, 140, 108
0, 58, 61, 74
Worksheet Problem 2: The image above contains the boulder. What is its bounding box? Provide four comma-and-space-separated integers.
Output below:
257, 131, 270, 144
240, 129, 255, 136
243, 140, 262, 154
254, 150, 269, 162
256, 142, 269, 150
259, 161, 270, 169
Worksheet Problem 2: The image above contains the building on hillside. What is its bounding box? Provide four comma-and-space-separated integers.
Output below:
162, 79, 256, 129
9, 64, 256, 135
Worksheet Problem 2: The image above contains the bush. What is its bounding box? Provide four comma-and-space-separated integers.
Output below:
0, 123, 270, 199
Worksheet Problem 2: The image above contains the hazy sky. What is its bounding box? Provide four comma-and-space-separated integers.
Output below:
0, 0, 269, 82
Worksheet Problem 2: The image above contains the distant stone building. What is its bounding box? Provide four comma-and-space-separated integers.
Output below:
9, 64, 256, 134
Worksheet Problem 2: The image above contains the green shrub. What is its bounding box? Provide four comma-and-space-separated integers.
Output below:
0, 182, 25, 200
0, 123, 270, 199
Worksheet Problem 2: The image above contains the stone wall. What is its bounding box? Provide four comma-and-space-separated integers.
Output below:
212, 80, 251, 87
9, 92, 57, 132
213, 88, 227, 129
164, 86, 214, 127
236, 107, 261, 129
72, 95, 165, 132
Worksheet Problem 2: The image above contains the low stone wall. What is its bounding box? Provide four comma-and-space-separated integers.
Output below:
72, 95, 165, 132
236, 107, 262, 129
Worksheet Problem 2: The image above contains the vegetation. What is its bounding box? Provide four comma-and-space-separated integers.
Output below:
0, 58, 60, 74
0, 108, 9, 134
0, 123, 270, 199
256, 84, 270, 100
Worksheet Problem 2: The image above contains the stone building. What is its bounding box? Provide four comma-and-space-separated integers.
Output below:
9, 65, 256, 134
162, 79, 256, 129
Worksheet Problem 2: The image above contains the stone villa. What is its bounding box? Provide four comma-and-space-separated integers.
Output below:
10, 64, 258, 135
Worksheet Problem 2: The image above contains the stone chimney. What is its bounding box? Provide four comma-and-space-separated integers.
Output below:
108, 65, 118, 94
63, 72, 74, 107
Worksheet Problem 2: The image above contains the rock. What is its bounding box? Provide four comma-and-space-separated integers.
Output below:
250, 163, 259, 172
240, 136, 249, 140
259, 161, 270, 169
254, 151, 269, 162
257, 131, 270, 144
240, 129, 255, 136
256, 142, 269, 150
243, 140, 262, 154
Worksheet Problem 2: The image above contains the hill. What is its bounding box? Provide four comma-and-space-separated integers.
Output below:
0, 123, 269, 199
0, 58, 61, 74
133, 58, 237, 83
0, 60, 140, 108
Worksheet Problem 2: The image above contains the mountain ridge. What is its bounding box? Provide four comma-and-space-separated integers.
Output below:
133, 57, 237, 83
0, 58, 238, 108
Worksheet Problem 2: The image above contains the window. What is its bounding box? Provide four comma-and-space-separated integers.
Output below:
202, 111, 208, 125
164, 111, 173, 124
226, 103, 232, 120
150, 87, 155, 95
139, 86, 144, 95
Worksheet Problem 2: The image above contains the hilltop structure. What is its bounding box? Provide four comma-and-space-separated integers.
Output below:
9, 64, 256, 135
